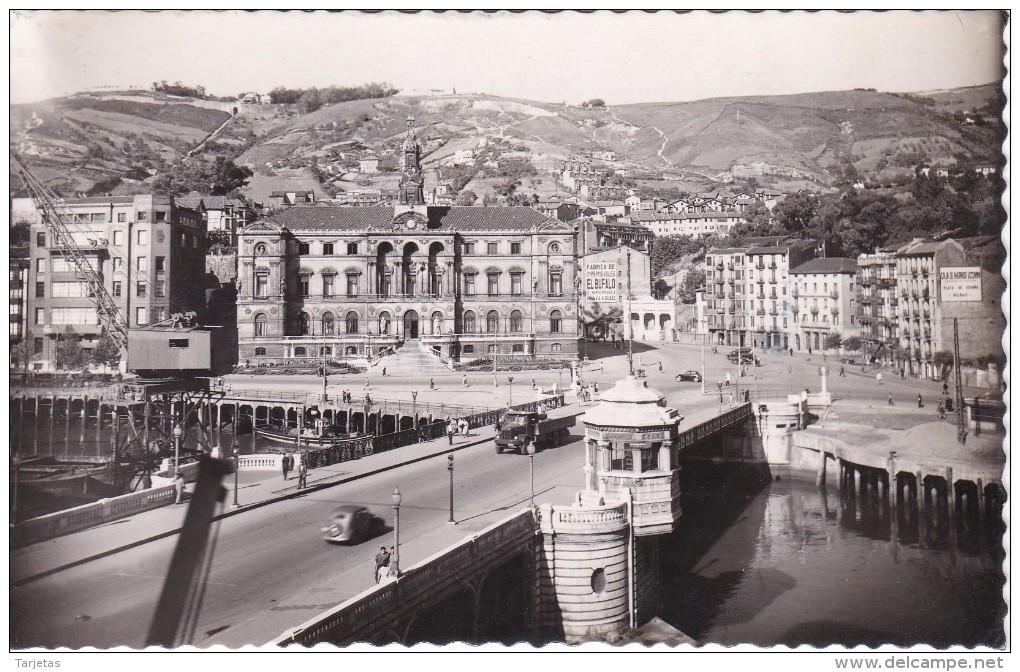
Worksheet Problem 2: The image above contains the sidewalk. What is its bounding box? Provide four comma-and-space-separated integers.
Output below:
11, 423, 503, 586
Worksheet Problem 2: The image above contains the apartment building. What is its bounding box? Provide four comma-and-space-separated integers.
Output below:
790, 258, 858, 352
855, 249, 900, 363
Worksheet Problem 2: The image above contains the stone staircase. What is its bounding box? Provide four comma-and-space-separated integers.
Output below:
376, 340, 450, 375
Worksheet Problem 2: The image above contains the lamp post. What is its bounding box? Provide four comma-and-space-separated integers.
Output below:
411, 390, 418, 432
12, 455, 22, 525
390, 487, 402, 577
508, 376, 514, 406
526, 438, 536, 508
172, 424, 184, 474
447, 454, 455, 524
231, 439, 240, 507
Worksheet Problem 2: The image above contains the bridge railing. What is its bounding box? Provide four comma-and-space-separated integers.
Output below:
677, 402, 753, 450
274, 508, 538, 646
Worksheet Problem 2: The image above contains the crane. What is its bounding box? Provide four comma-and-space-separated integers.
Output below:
11, 152, 129, 351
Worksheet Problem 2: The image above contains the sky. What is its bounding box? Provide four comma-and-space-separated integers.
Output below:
9, 10, 1006, 106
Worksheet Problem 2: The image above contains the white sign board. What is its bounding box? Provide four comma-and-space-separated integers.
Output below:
584, 261, 618, 303
939, 266, 982, 302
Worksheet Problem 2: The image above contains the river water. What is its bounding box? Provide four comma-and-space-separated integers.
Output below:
660, 467, 1007, 648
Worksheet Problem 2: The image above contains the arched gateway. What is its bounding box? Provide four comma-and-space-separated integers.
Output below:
403, 310, 420, 339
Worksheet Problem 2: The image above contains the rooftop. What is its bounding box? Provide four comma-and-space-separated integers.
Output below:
791, 257, 858, 275
251, 205, 561, 233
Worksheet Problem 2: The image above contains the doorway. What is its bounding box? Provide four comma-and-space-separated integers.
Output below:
403, 310, 420, 339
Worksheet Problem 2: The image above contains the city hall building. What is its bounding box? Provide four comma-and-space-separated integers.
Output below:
236, 116, 580, 363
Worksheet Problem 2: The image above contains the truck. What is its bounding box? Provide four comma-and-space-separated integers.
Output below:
495, 410, 576, 454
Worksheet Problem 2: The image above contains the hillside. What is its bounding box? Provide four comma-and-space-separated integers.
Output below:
9, 84, 1004, 200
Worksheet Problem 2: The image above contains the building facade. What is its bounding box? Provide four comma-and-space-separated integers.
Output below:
236, 116, 580, 364
789, 258, 858, 352
855, 249, 900, 363
579, 247, 674, 341
19, 194, 208, 372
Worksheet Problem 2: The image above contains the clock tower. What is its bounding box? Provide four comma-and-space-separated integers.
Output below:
398, 113, 426, 206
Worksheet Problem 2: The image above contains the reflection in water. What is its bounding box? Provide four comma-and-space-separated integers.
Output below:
661, 467, 1006, 648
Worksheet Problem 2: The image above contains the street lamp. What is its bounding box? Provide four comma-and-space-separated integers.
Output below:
447, 454, 455, 524
231, 439, 240, 507
411, 390, 418, 430
390, 487, 402, 577
527, 438, 536, 508
172, 424, 184, 473
508, 376, 514, 406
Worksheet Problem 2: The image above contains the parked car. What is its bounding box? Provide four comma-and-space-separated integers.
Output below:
321, 505, 384, 544
675, 370, 703, 382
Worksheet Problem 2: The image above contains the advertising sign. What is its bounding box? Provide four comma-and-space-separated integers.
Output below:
939, 266, 982, 302
585, 260, 619, 303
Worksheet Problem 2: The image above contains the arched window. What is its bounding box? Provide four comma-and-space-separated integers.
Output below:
550, 310, 562, 333
254, 313, 268, 337
486, 310, 500, 333
345, 311, 359, 334
463, 310, 476, 333
509, 310, 523, 332
298, 312, 310, 335
321, 312, 335, 336
378, 311, 391, 335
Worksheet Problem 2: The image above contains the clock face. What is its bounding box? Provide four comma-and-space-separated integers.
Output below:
405, 220, 418, 230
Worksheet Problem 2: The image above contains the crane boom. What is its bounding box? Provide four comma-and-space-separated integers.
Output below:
12, 153, 129, 351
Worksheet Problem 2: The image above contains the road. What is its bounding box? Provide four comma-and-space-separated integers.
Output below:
11, 427, 588, 649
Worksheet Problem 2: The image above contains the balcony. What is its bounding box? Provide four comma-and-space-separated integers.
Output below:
755, 263, 765, 270
769, 292, 778, 300
756, 309, 766, 316
756, 277, 765, 284
830, 290, 839, 300
768, 262, 777, 270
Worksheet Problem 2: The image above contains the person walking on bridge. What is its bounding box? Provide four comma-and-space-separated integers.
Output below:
297, 458, 308, 489
282, 453, 292, 481
374, 546, 390, 583
173, 468, 185, 505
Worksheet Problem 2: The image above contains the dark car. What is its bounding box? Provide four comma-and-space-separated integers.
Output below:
321, 505, 384, 544
675, 370, 703, 382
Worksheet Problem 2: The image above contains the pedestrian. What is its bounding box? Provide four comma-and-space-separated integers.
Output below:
387, 546, 397, 577
917, 393, 923, 408
532, 379, 537, 390
876, 372, 882, 385
282, 453, 291, 480
943, 381, 949, 395
447, 419, 455, 445
839, 365, 845, 377
593, 382, 599, 394
725, 372, 731, 386
430, 378, 435, 390
744, 389, 750, 403
364, 379, 370, 390
658, 361, 663, 372
461, 418, 469, 437
418, 424, 427, 443
937, 401, 945, 420
297, 458, 308, 489
173, 468, 185, 504
789, 347, 793, 357
901, 368, 905, 380
887, 393, 894, 406
375, 546, 390, 583
462, 374, 468, 387
141, 471, 152, 490
382, 367, 387, 377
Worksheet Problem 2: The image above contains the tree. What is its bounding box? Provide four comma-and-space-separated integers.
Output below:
55, 326, 88, 372
843, 336, 862, 352
92, 333, 122, 372
932, 350, 955, 381
652, 278, 671, 300
151, 156, 253, 196
824, 332, 842, 351
11, 339, 33, 375
456, 190, 478, 206
676, 269, 706, 304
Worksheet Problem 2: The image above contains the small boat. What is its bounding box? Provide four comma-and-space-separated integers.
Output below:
255, 419, 362, 448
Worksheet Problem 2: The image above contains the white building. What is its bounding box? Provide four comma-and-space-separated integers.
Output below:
789, 257, 858, 352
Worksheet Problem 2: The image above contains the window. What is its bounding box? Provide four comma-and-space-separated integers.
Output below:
117, 213, 126, 223
51, 282, 88, 298
169, 338, 189, 349
346, 274, 359, 297
35, 282, 45, 298
33, 337, 43, 354
550, 310, 562, 333
512, 344, 524, 354
347, 242, 358, 255
610, 445, 633, 471
112, 257, 122, 274
511, 242, 522, 255
34, 308, 44, 325
464, 273, 476, 296
323, 274, 335, 297
36, 232, 45, 247
551, 343, 562, 353
488, 344, 497, 354
155, 280, 166, 297
255, 347, 267, 356
463, 311, 476, 333
138, 211, 148, 222
549, 272, 563, 296
254, 313, 268, 336
511, 273, 523, 296
113, 281, 122, 297
191, 234, 199, 249
137, 229, 148, 245
487, 273, 499, 296
464, 242, 475, 255
294, 347, 307, 357
136, 307, 148, 325
155, 257, 165, 272
486, 310, 499, 333
463, 344, 474, 354
345, 311, 359, 334
155, 211, 167, 221
298, 313, 310, 335
299, 275, 310, 297
36, 258, 45, 274
487, 242, 498, 255
298, 242, 310, 255
137, 256, 148, 273
137, 282, 147, 298
255, 243, 268, 255
323, 243, 334, 255
322, 312, 335, 335
510, 310, 523, 332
